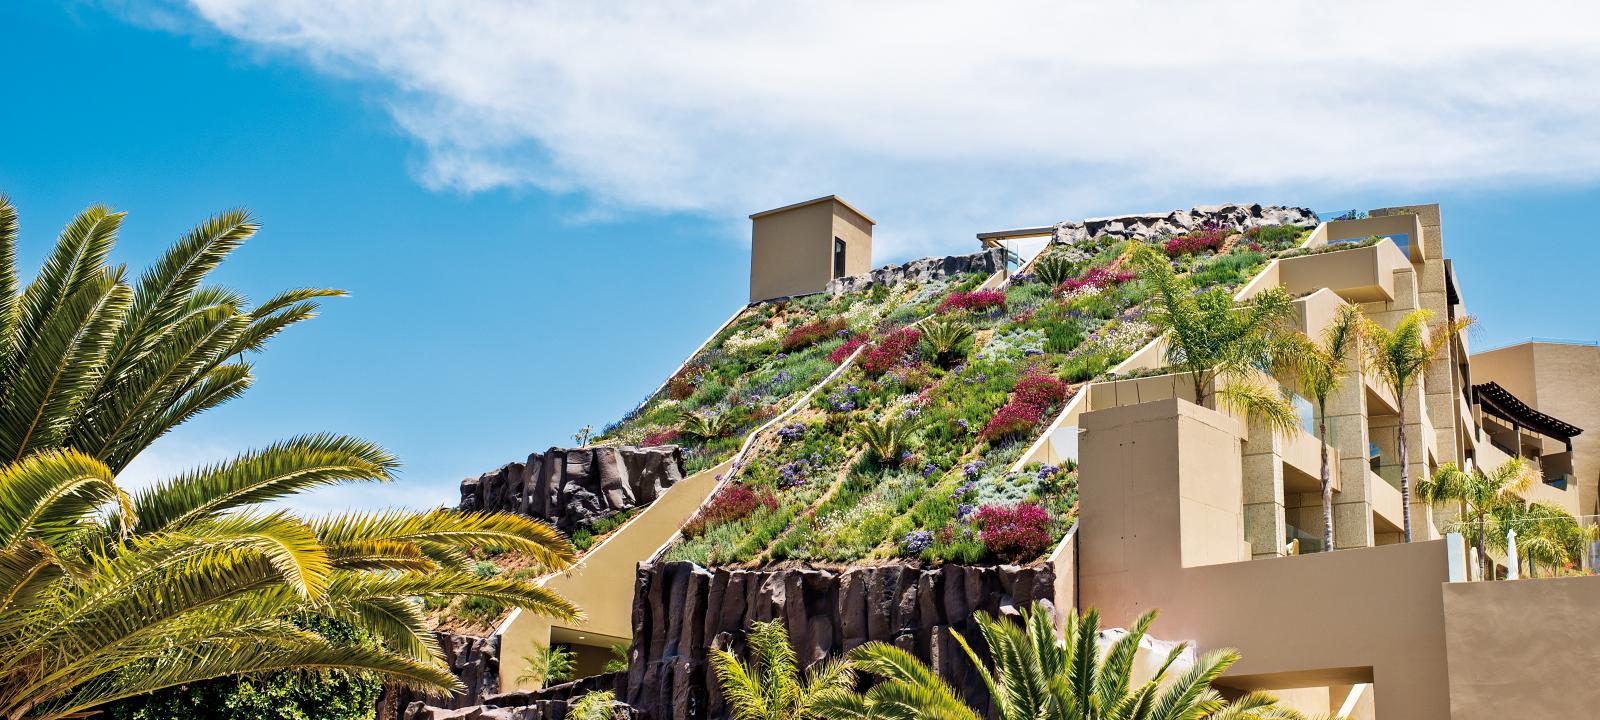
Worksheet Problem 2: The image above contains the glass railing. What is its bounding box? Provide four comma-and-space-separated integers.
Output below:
1286, 523, 1325, 555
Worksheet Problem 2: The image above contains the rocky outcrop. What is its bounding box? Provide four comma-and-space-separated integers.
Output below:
1053, 203, 1318, 247
625, 561, 1059, 720
825, 247, 1008, 296
460, 445, 685, 533
379, 632, 501, 719
403, 673, 635, 720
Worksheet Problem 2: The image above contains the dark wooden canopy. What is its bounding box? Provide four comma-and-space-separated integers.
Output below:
1473, 381, 1583, 449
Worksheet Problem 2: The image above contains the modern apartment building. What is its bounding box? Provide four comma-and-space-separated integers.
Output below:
450, 201, 1600, 720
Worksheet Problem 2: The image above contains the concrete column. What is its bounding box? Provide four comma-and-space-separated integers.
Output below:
1242, 415, 1287, 559
1327, 365, 1375, 549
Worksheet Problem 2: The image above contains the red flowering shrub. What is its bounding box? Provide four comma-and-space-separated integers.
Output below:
828, 333, 869, 364
1013, 373, 1069, 408
781, 317, 848, 351
1163, 227, 1228, 256
980, 400, 1044, 440
666, 364, 704, 400
859, 327, 922, 375
682, 484, 777, 538
976, 503, 1054, 561
937, 290, 1007, 314
641, 428, 680, 446
1056, 267, 1135, 294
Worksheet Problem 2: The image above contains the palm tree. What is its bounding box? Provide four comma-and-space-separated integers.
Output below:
1032, 255, 1079, 287
0, 198, 582, 720
1417, 458, 1535, 580
1130, 244, 1299, 437
920, 317, 974, 368
1365, 309, 1473, 542
1280, 304, 1366, 552
710, 619, 857, 720
852, 414, 919, 466
1485, 499, 1597, 578
819, 604, 1308, 720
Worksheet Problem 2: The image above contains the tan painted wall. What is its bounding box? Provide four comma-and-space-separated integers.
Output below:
498, 459, 729, 690
1076, 398, 1464, 719
1276, 239, 1410, 303
749, 198, 873, 302
1442, 576, 1600, 719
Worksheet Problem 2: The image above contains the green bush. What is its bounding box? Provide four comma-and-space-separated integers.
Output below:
102, 616, 381, 720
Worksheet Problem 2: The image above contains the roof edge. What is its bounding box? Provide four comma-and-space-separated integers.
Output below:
750, 195, 876, 225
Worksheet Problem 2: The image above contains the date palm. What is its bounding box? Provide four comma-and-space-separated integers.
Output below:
1485, 499, 1597, 578
1130, 244, 1299, 438
1032, 255, 1079, 287
1279, 303, 1365, 552
0, 197, 582, 720
710, 619, 857, 720
1365, 309, 1472, 542
819, 604, 1309, 720
1418, 458, 1535, 580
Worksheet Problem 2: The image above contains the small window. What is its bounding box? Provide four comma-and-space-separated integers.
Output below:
833, 237, 847, 279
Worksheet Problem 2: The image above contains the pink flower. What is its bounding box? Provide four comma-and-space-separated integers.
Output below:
937, 290, 1007, 314
976, 503, 1054, 561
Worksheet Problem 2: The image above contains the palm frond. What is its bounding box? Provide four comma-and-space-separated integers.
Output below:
1216, 378, 1300, 439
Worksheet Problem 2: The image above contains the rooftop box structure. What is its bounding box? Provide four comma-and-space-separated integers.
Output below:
748, 195, 874, 303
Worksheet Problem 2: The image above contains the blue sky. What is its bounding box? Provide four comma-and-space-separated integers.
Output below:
2, 2, 1597, 512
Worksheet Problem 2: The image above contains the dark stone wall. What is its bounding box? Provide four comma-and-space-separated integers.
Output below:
625, 561, 1059, 720
460, 445, 684, 533
378, 632, 500, 719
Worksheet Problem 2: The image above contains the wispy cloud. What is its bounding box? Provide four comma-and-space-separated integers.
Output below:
142, 1, 1600, 257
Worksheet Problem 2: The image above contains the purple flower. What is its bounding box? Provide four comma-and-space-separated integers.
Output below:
1037, 464, 1060, 479
957, 503, 975, 520
903, 530, 934, 553
777, 423, 805, 441
900, 450, 913, 462
922, 463, 938, 478
957, 418, 971, 432
902, 407, 921, 420
963, 461, 987, 478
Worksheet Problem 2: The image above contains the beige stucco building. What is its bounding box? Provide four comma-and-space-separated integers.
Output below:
1024, 204, 1600, 718
499, 199, 1598, 718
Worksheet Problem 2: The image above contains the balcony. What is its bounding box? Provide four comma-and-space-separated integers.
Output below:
1275, 237, 1412, 303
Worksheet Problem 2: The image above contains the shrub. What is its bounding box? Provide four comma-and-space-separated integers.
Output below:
666, 365, 703, 400
1043, 318, 1085, 354
936, 289, 1006, 314
1244, 223, 1305, 252
641, 428, 680, 446
920, 317, 974, 367
1032, 255, 1079, 287
101, 616, 381, 720
518, 644, 575, 687
976, 503, 1054, 561
682, 484, 777, 537
681, 411, 730, 440
1163, 224, 1229, 256
1013, 373, 1069, 408
859, 327, 922, 375
980, 401, 1045, 441
1062, 351, 1114, 382
828, 333, 870, 364
1057, 266, 1136, 294
1189, 250, 1266, 289
780, 317, 848, 351
853, 414, 920, 466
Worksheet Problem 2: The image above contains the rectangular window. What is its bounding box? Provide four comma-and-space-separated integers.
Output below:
833, 237, 847, 279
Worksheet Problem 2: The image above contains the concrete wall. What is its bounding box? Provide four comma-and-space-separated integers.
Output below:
1442, 575, 1600, 719
1076, 398, 1466, 718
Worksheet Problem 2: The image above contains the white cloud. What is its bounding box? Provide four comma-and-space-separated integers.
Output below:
158, 0, 1600, 257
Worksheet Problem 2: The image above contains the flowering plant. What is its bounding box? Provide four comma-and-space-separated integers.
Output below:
682, 485, 777, 537
936, 290, 1006, 314
780, 317, 848, 351
980, 401, 1045, 440
1057, 267, 1136, 294
1012, 373, 1069, 408
975, 503, 1054, 561
1163, 223, 1230, 256
641, 428, 680, 446
828, 333, 870, 364
860, 327, 922, 375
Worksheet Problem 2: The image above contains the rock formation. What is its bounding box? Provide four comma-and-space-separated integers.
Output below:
378, 632, 500, 719
825, 247, 1008, 296
625, 561, 1059, 720
460, 445, 685, 533
1054, 203, 1318, 247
